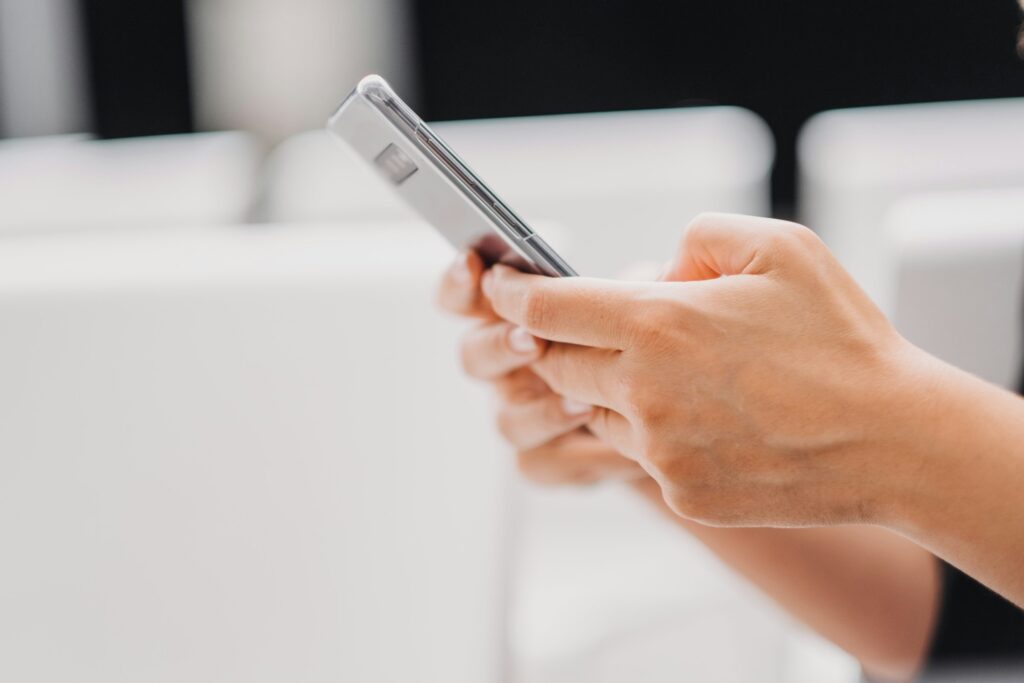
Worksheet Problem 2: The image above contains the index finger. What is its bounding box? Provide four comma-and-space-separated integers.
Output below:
436, 250, 495, 319
481, 265, 641, 349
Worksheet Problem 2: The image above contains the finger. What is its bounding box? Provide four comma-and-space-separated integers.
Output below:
517, 430, 647, 486
663, 213, 820, 281
460, 322, 546, 380
493, 367, 551, 402
481, 264, 643, 349
586, 407, 640, 463
530, 343, 623, 412
437, 250, 495, 318
495, 394, 594, 451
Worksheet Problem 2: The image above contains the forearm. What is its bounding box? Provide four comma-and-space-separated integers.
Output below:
882, 348, 1024, 609
630, 479, 938, 681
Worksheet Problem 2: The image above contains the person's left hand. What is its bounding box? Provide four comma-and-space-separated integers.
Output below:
437, 250, 646, 487
481, 213, 929, 528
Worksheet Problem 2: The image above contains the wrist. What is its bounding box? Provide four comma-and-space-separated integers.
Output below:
866, 339, 1021, 533
872, 347, 1024, 605
849, 338, 965, 528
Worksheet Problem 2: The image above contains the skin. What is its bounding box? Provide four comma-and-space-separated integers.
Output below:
471, 213, 1024, 608
438, 243, 938, 681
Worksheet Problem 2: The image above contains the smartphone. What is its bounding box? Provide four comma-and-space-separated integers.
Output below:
327, 75, 577, 277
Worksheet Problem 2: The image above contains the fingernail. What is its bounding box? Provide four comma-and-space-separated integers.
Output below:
508, 326, 537, 354
481, 269, 494, 298
561, 398, 592, 416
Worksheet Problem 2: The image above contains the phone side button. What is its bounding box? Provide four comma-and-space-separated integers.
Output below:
522, 234, 577, 277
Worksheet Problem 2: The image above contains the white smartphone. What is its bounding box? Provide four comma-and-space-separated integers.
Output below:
327, 75, 577, 277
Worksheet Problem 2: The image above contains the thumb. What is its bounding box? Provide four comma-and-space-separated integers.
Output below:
661, 213, 805, 281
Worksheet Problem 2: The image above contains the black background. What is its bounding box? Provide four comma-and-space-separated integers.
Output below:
412, 0, 1024, 210
80, 0, 193, 139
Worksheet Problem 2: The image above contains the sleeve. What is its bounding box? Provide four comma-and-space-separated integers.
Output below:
924, 561, 1024, 672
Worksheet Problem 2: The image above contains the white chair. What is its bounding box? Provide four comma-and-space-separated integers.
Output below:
887, 187, 1024, 389
0, 132, 262, 235
798, 98, 1024, 313
0, 222, 507, 682
262, 107, 774, 277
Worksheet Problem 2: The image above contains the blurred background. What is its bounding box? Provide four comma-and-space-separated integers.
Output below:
1, 1, 1024, 681
4, 0, 1024, 209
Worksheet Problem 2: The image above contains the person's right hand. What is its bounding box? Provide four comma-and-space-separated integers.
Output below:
438, 250, 646, 486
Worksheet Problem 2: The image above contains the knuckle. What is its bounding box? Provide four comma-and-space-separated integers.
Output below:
532, 350, 564, 393
618, 373, 667, 426
496, 368, 544, 403
640, 401, 673, 433
685, 212, 721, 240
626, 294, 696, 352
771, 221, 821, 254
459, 323, 522, 379
588, 405, 611, 435
494, 322, 516, 356
542, 394, 571, 426
517, 451, 566, 486
520, 286, 551, 332
492, 373, 518, 399
618, 373, 648, 417
756, 222, 828, 275
631, 297, 668, 334
639, 298, 686, 339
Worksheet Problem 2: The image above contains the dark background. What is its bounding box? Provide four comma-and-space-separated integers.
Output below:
411, 0, 1024, 210
45, 0, 1024, 211
79, 0, 194, 139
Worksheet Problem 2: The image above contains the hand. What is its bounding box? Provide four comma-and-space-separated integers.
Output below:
481, 213, 927, 527
437, 250, 645, 486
